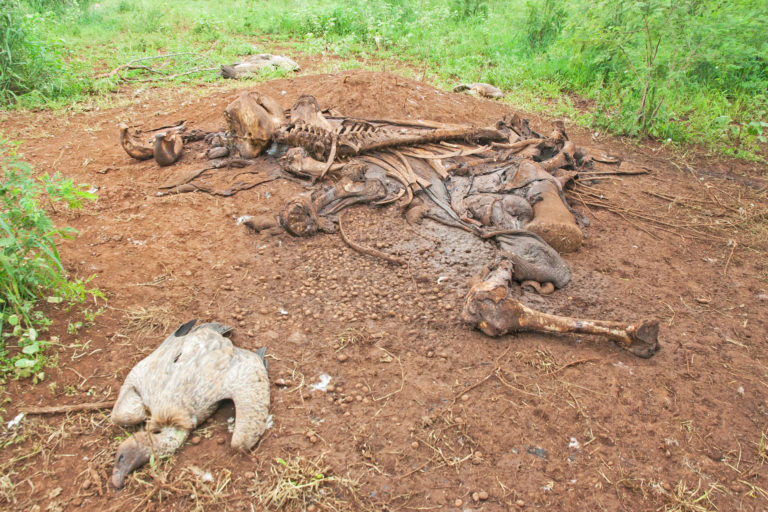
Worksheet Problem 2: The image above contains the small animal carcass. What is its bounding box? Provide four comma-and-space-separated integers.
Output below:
110, 320, 270, 489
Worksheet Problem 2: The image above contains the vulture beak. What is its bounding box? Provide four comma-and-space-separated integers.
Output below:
112, 434, 151, 489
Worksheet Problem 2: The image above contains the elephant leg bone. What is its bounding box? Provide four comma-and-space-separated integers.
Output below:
462, 261, 659, 358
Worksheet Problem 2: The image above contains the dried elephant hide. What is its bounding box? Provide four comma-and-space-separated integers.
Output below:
279, 163, 389, 236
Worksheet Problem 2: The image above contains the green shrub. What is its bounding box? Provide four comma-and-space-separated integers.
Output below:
0, 141, 99, 379
0, 1, 64, 104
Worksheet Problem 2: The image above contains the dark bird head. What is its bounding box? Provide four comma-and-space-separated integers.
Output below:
112, 419, 190, 489
112, 432, 152, 489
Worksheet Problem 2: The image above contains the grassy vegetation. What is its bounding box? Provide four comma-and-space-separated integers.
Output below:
0, 141, 98, 380
1, 0, 766, 158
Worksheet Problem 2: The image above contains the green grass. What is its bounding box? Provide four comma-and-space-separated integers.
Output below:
0, 141, 100, 380
1, 0, 766, 160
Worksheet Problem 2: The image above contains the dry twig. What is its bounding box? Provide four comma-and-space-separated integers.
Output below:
20, 401, 115, 415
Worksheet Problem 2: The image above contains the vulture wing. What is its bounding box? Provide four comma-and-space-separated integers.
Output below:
219, 346, 270, 451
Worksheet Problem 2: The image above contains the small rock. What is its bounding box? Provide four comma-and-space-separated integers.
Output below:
287, 331, 307, 344
190, 435, 201, 445
478, 490, 489, 500
411, 441, 419, 449
454, 499, 463, 507
461, 394, 469, 402
516, 498, 525, 507
337, 353, 349, 363
472, 492, 480, 502
217, 437, 226, 445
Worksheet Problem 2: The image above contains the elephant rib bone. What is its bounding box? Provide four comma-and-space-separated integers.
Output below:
361, 155, 413, 204
339, 213, 406, 266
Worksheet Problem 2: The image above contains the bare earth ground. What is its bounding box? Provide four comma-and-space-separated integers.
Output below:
2, 69, 768, 511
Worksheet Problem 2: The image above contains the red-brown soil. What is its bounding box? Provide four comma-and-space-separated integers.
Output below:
1, 70, 768, 511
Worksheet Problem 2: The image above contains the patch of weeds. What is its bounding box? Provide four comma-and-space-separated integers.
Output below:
663, 480, 723, 512
0, 141, 101, 380
123, 305, 172, 338
333, 327, 370, 351
249, 455, 366, 510
758, 426, 768, 464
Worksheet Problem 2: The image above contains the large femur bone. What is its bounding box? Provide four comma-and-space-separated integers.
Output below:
462, 260, 659, 358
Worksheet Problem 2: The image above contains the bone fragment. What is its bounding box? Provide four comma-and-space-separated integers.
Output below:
462, 261, 659, 358
225, 92, 285, 158
153, 131, 183, 166
339, 213, 406, 266
280, 147, 344, 180
118, 123, 153, 160
453, 83, 504, 99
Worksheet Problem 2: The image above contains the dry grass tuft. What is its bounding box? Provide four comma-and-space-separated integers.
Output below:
249, 454, 367, 511
334, 327, 371, 351
662, 480, 722, 512
123, 306, 173, 338
758, 427, 768, 465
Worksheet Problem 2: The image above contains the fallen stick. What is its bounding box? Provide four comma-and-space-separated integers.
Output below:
20, 400, 115, 415
338, 213, 406, 266
130, 67, 219, 83
578, 169, 649, 177
95, 52, 198, 78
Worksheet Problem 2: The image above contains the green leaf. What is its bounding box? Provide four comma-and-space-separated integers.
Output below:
8, 314, 19, 326
15, 358, 36, 368
28, 328, 37, 341
22, 342, 40, 354
46, 296, 63, 303
277, 458, 287, 466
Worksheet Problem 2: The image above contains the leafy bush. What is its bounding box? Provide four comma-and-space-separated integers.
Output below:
0, 141, 98, 379
0, 1, 64, 104
524, 0, 566, 54
252, 0, 766, 157
552, 0, 768, 146
0, 0, 96, 106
